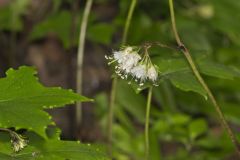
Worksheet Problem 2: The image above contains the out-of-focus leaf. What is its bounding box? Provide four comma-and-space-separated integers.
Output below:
30, 10, 77, 48
87, 23, 115, 45
149, 131, 161, 160
188, 119, 208, 140
197, 59, 240, 80
116, 80, 146, 123
153, 55, 240, 98
210, 0, 240, 45
112, 124, 132, 153
115, 106, 136, 134
0, 0, 30, 31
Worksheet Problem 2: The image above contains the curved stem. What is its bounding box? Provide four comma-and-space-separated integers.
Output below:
145, 87, 153, 160
168, 0, 240, 156
0, 128, 20, 139
76, 0, 93, 128
0, 128, 13, 133
107, 0, 138, 156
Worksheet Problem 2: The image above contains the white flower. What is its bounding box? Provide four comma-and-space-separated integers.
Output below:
107, 47, 141, 77
120, 52, 141, 73
147, 65, 158, 82
131, 64, 147, 84
113, 51, 127, 63
10, 133, 27, 152
106, 46, 159, 87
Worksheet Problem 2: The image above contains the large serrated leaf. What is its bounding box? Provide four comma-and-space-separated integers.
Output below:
0, 66, 91, 138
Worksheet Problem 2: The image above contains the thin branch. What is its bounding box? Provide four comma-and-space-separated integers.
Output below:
168, 0, 240, 157
76, 0, 93, 127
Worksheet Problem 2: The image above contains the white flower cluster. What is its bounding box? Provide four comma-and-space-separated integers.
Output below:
105, 46, 158, 87
10, 132, 27, 152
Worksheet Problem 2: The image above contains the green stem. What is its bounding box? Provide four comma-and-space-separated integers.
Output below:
107, 77, 117, 156
122, 0, 137, 44
0, 128, 19, 138
145, 87, 153, 160
168, 0, 240, 157
76, 0, 93, 128
107, 0, 138, 156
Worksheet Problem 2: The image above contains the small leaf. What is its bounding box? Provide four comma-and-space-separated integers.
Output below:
188, 119, 208, 140
0, 66, 91, 138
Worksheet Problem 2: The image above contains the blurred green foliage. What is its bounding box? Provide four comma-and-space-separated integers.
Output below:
0, 0, 240, 159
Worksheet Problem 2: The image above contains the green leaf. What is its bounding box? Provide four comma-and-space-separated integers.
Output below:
197, 59, 240, 80
152, 57, 207, 97
0, 139, 108, 160
30, 10, 77, 48
87, 23, 115, 45
0, 0, 31, 31
116, 80, 146, 123
188, 119, 208, 140
169, 72, 207, 98
153, 55, 240, 97
0, 66, 91, 138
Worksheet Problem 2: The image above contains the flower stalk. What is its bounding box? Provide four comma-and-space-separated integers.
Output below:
76, 0, 93, 128
168, 0, 240, 157
145, 86, 153, 160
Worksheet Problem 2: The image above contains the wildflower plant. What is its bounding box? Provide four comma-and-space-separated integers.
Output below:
106, 44, 159, 159
105, 45, 159, 90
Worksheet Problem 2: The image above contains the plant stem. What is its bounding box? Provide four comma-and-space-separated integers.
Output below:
107, 76, 117, 156
0, 128, 19, 138
168, 0, 240, 156
107, 0, 137, 156
122, 0, 137, 44
0, 128, 12, 133
145, 86, 153, 160
76, 0, 93, 128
